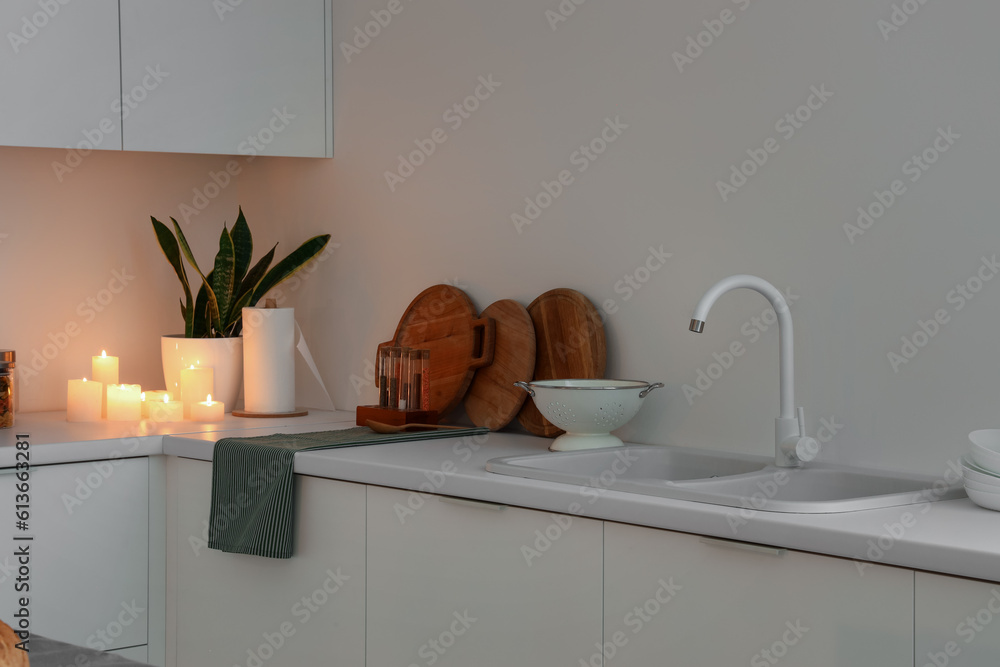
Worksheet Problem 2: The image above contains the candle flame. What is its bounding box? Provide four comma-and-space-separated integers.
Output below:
164, 394, 170, 403
189, 365, 195, 370
141, 391, 146, 400
101, 350, 107, 358
206, 394, 213, 403
83, 378, 88, 382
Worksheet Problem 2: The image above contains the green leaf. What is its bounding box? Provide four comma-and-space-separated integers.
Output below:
231, 206, 253, 284
192, 273, 213, 338
172, 219, 222, 336
251, 235, 331, 305
235, 243, 276, 304
152, 217, 194, 336
212, 225, 236, 332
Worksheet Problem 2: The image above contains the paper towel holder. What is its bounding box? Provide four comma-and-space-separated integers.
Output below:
233, 299, 310, 419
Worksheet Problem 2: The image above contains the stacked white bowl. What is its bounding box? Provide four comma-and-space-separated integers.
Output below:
964, 430, 1000, 510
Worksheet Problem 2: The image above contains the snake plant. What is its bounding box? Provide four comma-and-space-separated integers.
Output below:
151, 207, 330, 338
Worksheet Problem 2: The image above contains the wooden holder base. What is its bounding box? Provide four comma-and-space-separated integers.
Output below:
356, 405, 438, 427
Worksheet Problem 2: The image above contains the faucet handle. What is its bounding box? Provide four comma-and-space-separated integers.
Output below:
797, 407, 807, 436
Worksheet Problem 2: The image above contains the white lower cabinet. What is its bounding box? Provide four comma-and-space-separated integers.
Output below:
603, 522, 914, 667
169, 457, 365, 667
916, 571, 1000, 667
110, 644, 149, 662
366, 485, 604, 667
0, 458, 149, 652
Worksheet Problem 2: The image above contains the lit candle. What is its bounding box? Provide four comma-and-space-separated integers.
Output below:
141, 390, 170, 418
148, 393, 184, 423
180, 365, 214, 418
67, 378, 103, 422
106, 383, 142, 421
92, 350, 119, 418
190, 394, 224, 422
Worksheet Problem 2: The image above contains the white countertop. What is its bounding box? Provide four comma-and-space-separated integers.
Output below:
162, 422, 1000, 584
5, 412, 999, 583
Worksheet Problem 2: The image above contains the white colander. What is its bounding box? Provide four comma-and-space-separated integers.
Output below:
515, 379, 663, 451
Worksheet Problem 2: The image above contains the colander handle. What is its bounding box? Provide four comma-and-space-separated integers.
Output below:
640, 382, 664, 398
513, 381, 534, 397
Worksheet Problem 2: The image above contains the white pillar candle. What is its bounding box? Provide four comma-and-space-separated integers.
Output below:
107, 384, 142, 421
180, 365, 214, 418
148, 393, 184, 423
67, 378, 103, 422
92, 350, 119, 418
141, 390, 170, 418
190, 394, 224, 422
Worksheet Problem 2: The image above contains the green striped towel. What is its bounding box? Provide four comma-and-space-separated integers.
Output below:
208, 426, 489, 558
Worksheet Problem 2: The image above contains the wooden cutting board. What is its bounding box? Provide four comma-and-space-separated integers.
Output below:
517, 288, 607, 437
378, 285, 495, 418
464, 299, 536, 430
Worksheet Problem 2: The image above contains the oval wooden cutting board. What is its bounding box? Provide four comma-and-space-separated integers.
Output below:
378, 285, 495, 418
517, 288, 607, 437
464, 299, 536, 430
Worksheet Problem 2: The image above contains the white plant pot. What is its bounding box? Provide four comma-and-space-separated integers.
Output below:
161, 335, 243, 412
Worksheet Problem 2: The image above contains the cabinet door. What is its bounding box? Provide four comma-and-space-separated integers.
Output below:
169, 457, 364, 667
0, 458, 148, 651
366, 486, 603, 667
0, 0, 121, 150
916, 571, 1000, 667
120, 0, 331, 157
604, 522, 913, 667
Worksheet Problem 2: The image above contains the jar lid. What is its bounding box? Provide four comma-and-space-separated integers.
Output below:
0, 350, 14, 367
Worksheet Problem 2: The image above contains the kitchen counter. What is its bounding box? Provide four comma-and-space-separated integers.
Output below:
161, 423, 1000, 584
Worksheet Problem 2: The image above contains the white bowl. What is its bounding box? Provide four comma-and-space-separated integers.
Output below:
961, 456, 1000, 486
963, 477, 1000, 494
515, 379, 663, 451
968, 430, 1000, 474
965, 485, 1000, 511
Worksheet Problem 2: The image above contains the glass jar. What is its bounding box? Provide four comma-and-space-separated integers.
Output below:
0, 350, 15, 428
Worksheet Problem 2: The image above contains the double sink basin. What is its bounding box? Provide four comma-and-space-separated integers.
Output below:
486, 445, 965, 513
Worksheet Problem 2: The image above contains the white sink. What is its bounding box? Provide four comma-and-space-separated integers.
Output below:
486, 445, 965, 513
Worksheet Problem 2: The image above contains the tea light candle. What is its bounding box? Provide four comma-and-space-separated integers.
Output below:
106, 383, 142, 421
141, 390, 170, 418
191, 394, 224, 422
148, 393, 184, 423
67, 378, 103, 422
92, 350, 119, 418
180, 365, 214, 418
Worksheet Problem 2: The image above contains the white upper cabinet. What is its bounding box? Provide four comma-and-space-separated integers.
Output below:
119, 0, 332, 157
0, 0, 121, 150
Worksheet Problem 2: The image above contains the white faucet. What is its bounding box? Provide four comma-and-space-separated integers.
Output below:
689, 274, 818, 467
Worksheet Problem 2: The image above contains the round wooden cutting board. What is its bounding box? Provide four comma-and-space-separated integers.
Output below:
464, 299, 536, 430
379, 285, 495, 418
516, 288, 607, 437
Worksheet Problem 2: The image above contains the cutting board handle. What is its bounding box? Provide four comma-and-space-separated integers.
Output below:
469, 317, 496, 369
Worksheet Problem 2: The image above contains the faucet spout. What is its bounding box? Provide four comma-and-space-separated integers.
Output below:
689, 275, 816, 467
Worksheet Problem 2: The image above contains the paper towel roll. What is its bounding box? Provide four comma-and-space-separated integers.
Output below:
243, 307, 296, 413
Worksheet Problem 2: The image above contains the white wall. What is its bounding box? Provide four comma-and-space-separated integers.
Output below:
3, 0, 997, 476
240, 0, 1000, 476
